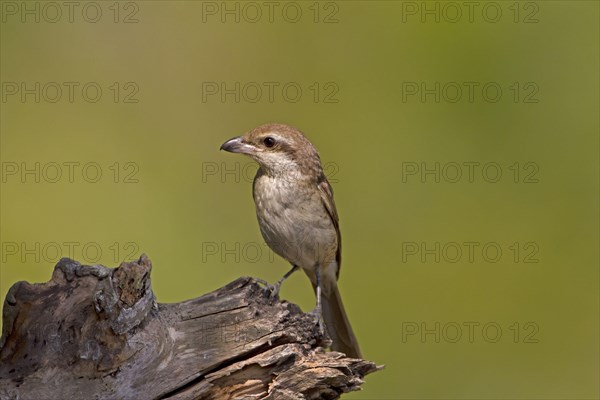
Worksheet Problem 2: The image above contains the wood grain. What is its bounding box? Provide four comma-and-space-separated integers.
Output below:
0, 255, 380, 400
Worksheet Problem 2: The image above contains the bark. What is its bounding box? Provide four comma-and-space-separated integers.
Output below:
0, 255, 381, 400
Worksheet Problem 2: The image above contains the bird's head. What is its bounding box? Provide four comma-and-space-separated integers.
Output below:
220, 123, 322, 178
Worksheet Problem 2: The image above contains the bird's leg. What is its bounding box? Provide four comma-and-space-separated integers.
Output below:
267, 264, 299, 298
310, 267, 325, 335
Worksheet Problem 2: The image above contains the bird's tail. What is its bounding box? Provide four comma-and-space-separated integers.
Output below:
319, 283, 362, 358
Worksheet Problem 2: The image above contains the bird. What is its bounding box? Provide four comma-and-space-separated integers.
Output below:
220, 123, 362, 358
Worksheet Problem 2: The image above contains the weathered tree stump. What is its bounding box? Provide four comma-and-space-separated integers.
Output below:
0, 255, 380, 400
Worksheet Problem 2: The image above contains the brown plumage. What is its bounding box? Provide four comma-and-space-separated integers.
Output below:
220, 123, 362, 358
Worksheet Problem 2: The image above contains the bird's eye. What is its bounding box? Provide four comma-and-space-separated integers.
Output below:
263, 136, 275, 148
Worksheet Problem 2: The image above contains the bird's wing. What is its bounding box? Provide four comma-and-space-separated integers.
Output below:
317, 175, 342, 274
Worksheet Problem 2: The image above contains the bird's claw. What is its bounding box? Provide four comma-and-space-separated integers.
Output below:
309, 308, 325, 336
255, 278, 281, 299
267, 282, 282, 299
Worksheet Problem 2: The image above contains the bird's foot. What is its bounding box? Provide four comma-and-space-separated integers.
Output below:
267, 281, 283, 299
309, 307, 325, 336
254, 278, 281, 299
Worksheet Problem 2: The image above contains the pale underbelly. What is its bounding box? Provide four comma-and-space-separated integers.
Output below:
254, 190, 337, 270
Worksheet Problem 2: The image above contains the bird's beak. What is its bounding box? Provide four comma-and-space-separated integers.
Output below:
220, 136, 255, 155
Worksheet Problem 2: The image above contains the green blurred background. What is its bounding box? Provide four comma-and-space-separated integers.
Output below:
1, 1, 598, 398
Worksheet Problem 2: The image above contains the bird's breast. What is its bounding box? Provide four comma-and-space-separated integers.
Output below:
252, 174, 337, 269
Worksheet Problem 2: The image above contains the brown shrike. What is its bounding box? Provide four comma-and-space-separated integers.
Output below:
220, 123, 362, 358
